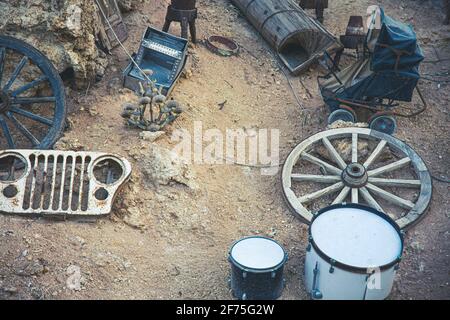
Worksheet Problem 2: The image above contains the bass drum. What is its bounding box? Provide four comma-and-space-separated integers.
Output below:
304, 203, 404, 300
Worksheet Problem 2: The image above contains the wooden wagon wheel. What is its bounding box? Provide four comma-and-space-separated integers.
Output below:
281, 128, 432, 230
0, 36, 66, 150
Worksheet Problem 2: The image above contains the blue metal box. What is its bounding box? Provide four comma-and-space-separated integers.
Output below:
123, 27, 188, 96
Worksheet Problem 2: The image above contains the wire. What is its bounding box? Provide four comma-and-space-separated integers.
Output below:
421, 77, 450, 83
432, 174, 450, 184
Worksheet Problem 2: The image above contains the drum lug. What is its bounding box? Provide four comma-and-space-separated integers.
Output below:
307, 236, 313, 252
312, 289, 323, 300
271, 271, 276, 279
329, 259, 336, 273
242, 271, 247, 279
306, 243, 311, 252
311, 262, 323, 300
241, 293, 247, 300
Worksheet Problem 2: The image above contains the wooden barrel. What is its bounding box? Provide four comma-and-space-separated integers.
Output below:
231, 0, 341, 74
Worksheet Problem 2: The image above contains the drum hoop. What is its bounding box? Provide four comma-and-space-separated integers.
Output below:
309, 203, 404, 274
228, 236, 288, 273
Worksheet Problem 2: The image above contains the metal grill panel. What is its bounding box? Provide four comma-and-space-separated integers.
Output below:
0, 150, 132, 216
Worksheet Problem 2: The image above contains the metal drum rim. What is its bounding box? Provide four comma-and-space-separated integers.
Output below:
308, 203, 404, 274
228, 236, 288, 273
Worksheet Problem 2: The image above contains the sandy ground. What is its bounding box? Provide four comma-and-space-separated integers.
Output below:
0, 0, 449, 300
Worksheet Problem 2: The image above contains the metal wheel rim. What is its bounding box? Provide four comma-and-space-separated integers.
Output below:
369, 115, 397, 135
281, 128, 432, 230
0, 36, 66, 149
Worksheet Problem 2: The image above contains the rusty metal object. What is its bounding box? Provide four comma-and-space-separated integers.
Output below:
339, 16, 365, 54
163, 0, 198, 43
0, 150, 132, 217
205, 36, 239, 57
95, 0, 128, 52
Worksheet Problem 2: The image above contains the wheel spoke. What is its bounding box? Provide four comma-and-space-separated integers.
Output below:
3, 56, 28, 91
351, 188, 358, 203
352, 133, 358, 163
366, 183, 415, 209
11, 75, 48, 97
368, 157, 411, 177
291, 174, 341, 183
0, 47, 5, 86
298, 182, 344, 203
322, 137, 347, 169
9, 106, 53, 126
359, 187, 384, 212
332, 186, 350, 204
5, 112, 40, 146
368, 177, 421, 188
0, 115, 15, 148
363, 140, 387, 168
12, 96, 56, 104
301, 152, 342, 175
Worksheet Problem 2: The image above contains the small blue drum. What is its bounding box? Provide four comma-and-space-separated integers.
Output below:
228, 236, 288, 300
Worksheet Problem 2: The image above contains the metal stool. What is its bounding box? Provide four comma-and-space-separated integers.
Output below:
162, 0, 197, 43
299, 0, 328, 23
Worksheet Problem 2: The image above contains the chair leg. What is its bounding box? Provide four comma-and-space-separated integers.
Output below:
180, 17, 189, 39
316, 1, 324, 23
163, 19, 171, 32
445, 0, 450, 24
189, 21, 197, 43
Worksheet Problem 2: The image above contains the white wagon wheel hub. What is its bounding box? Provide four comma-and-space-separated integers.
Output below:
281, 128, 432, 230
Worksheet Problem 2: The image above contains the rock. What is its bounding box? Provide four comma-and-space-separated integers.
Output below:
182, 68, 193, 79
335, 139, 370, 161
0, 0, 108, 88
139, 131, 165, 142
88, 106, 99, 116
268, 228, 277, 237
123, 208, 148, 230
69, 235, 86, 248
168, 265, 180, 277
3, 287, 18, 294
54, 138, 85, 151
410, 241, 425, 252
66, 265, 83, 291
117, 0, 143, 12
16, 259, 47, 276
2, 230, 14, 236
107, 77, 122, 92
328, 120, 368, 129
139, 143, 197, 189
419, 262, 425, 272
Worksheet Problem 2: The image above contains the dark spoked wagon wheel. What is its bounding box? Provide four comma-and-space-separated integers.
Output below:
0, 36, 66, 150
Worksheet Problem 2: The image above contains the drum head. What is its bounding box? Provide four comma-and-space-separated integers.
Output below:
230, 237, 286, 270
311, 205, 402, 269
